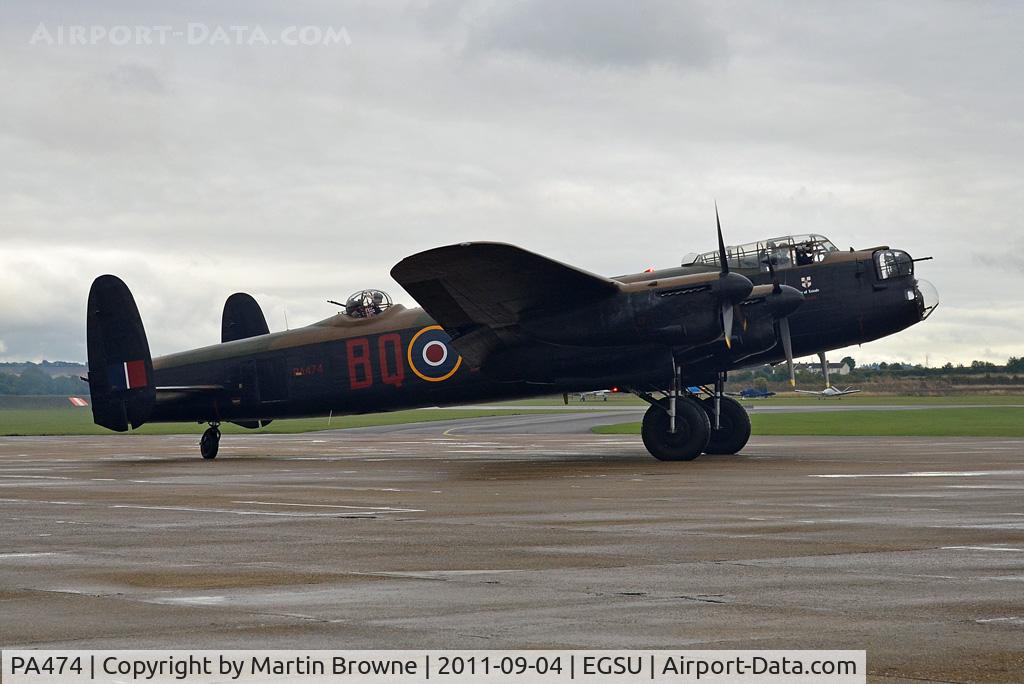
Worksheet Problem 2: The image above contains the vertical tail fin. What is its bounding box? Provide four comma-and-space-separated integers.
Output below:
221, 292, 269, 343
86, 275, 155, 431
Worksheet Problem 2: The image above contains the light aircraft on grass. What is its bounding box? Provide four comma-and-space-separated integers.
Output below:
793, 352, 863, 398
794, 385, 862, 398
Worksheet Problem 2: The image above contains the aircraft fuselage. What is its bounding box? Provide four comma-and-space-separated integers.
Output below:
147, 246, 931, 425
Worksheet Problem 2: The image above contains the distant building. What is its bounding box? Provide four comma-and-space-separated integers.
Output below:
793, 361, 852, 376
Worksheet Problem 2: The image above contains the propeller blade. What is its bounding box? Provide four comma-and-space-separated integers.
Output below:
779, 317, 795, 386
722, 303, 733, 349
716, 202, 729, 274
716, 202, 735, 348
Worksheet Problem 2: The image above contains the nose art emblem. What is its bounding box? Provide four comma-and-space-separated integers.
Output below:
800, 276, 813, 289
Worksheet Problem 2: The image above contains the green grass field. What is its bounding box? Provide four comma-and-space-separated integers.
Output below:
592, 407, 1024, 437
734, 394, 1024, 406
0, 407, 557, 437
499, 393, 1024, 407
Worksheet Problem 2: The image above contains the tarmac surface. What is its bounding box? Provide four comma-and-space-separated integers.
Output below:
2, 430, 1024, 683
358, 402, 1024, 435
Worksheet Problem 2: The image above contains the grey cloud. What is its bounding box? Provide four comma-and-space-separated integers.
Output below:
463, 0, 725, 69
972, 244, 1024, 276
105, 62, 166, 94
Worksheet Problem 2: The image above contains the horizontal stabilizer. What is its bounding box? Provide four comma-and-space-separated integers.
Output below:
156, 385, 226, 394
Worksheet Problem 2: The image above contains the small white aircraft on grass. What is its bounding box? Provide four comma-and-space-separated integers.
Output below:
562, 388, 623, 403
795, 385, 862, 398
793, 352, 862, 398
573, 389, 612, 402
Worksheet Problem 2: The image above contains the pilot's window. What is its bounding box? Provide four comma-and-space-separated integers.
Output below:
795, 243, 815, 266
762, 242, 791, 271
686, 234, 838, 271
738, 252, 761, 269
876, 250, 913, 280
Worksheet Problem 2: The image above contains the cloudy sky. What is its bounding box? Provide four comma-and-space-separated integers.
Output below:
1, 0, 1021, 367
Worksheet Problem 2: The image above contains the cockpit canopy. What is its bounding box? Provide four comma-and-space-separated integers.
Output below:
343, 289, 393, 318
682, 234, 839, 272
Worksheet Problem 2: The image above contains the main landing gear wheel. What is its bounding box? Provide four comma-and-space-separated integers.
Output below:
200, 424, 221, 460
701, 396, 751, 455
641, 397, 711, 462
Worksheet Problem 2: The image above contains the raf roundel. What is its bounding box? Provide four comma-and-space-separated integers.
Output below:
407, 325, 462, 382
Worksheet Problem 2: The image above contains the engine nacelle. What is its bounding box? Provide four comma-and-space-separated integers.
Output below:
677, 283, 803, 377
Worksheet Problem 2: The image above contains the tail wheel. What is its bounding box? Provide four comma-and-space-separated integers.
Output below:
701, 396, 751, 455
641, 397, 711, 462
200, 426, 220, 460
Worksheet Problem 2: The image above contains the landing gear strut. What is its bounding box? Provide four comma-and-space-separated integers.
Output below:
701, 372, 751, 455
701, 396, 751, 454
634, 368, 752, 461
637, 366, 711, 461
200, 423, 221, 460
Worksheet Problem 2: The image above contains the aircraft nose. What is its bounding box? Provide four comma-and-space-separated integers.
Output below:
914, 278, 939, 320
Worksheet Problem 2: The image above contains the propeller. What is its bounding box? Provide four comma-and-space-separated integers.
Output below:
716, 202, 729, 275
716, 202, 734, 349
765, 255, 796, 386
779, 317, 795, 387
722, 304, 734, 349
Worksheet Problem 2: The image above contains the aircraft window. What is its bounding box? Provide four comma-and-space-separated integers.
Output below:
344, 290, 393, 318
875, 250, 913, 280
683, 234, 838, 271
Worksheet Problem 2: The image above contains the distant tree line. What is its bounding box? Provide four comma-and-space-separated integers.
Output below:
729, 355, 1024, 386
1002, 357, 1024, 372
0, 364, 88, 396
0, 360, 82, 368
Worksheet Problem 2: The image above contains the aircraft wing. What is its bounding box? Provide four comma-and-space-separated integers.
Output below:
391, 242, 620, 364
793, 389, 822, 395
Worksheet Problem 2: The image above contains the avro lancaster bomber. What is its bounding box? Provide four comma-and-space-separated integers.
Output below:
86, 212, 937, 462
